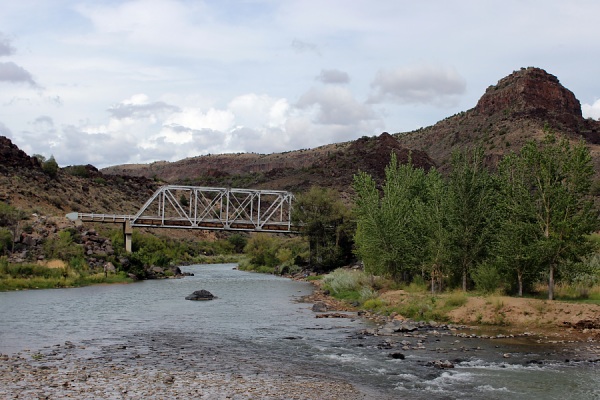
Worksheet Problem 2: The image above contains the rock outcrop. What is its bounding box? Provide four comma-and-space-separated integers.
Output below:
475, 67, 582, 128
396, 67, 600, 173
0, 136, 41, 171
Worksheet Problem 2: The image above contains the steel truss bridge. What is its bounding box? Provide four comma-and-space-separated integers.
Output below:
67, 185, 295, 252
68, 185, 295, 232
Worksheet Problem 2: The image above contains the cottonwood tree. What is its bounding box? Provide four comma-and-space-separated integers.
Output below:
514, 135, 597, 300
353, 154, 428, 281
415, 168, 451, 293
446, 147, 496, 292
292, 186, 353, 271
495, 153, 542, 296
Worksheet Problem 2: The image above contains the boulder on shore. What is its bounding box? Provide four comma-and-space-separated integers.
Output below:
185, 290, 215, 301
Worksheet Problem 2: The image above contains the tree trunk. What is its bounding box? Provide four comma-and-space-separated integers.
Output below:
462, 267, 467, 292
517, 271, 523, 297
548, 264, 554, 300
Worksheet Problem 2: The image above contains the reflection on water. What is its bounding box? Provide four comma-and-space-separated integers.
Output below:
0, 264, 598, 399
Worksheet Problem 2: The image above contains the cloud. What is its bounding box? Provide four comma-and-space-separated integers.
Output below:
297, 86, 375, 125
369, 65, 466, 107
0, 61, 38, 87
0, 32, 15, 57
582, 99, 600, 121
108, 100, 180, 120
317, 69, 350, 84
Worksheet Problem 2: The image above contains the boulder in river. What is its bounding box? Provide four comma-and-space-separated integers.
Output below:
185, 290, 215, 301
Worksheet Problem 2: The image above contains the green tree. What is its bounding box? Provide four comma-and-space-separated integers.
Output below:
446, 147, 496, 291
244, 233, 279, 269
0, 228, 12, 255
495, 152, 543, 296
292, 186, 353, 272
42, 155, 59, 178
43, 230, 85, 262
0, 202, 28, 253
515, 135, 597, 300
416, 168, 451, 293
353, 154, 428, 281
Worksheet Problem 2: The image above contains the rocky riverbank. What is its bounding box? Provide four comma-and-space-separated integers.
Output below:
0, 336, 368, 400
301, 277, 600, 344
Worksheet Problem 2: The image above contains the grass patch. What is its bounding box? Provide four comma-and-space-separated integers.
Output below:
444, 291, 468, 308
0, 261, 133, 291
362, 298, 386, 311
397, 296, 448, 321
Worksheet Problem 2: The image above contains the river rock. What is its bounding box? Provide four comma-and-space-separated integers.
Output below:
185, 290, 215, 301
312, 302, 329, 312
388, 352, 405, 360
427, 359, 454, 369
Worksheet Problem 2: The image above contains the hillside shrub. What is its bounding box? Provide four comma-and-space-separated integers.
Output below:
42, 156, 59, 178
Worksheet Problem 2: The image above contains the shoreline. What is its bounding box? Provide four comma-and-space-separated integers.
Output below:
299, 278, 600, 345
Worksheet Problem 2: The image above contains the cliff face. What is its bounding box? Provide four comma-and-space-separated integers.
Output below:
475, 67, 582, 126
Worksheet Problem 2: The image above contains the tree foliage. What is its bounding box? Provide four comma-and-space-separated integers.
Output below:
497, 135, 598, 299
0, 203, 28, 254
352, 136, 598, 298
292, 186, 353, 272
446, 147, 496, 291
354, 154, 428, 280
42, 155, 59, 178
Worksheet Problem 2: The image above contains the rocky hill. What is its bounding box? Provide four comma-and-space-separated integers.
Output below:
395, 67, 600, 173
103, 132, 436, 193
0, 136, 158, 216
103, 67, 600, 189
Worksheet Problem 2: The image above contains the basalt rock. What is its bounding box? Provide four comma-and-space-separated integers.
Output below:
185, 289, 215, 301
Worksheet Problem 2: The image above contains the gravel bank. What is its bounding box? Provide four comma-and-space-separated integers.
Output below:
0, 335, 369, 400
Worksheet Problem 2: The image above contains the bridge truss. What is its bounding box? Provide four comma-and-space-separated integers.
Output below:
68, 185, 296, 233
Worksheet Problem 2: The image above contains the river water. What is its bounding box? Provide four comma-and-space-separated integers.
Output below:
1, 263, 598, 399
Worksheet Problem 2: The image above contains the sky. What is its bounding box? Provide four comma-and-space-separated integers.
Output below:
1, 0, 600, 168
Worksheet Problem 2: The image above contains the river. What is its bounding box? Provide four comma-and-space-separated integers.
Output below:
1, 264, 598, 399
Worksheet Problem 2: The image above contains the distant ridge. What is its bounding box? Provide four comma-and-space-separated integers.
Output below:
95, 66, 599, 190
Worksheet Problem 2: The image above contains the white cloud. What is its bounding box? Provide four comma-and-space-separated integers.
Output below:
369, 65, 466, 107
582, 99, 600, 121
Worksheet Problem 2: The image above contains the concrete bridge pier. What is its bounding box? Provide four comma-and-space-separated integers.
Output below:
124, 221, 133, 253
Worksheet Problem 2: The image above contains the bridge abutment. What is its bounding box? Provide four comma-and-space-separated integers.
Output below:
123, 221, 133, 253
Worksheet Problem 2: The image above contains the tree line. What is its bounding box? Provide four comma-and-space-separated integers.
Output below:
294, 135, 598, 300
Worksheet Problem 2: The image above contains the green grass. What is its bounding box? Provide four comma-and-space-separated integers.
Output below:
444, 291, 469, 308
0, 263, 133, 291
